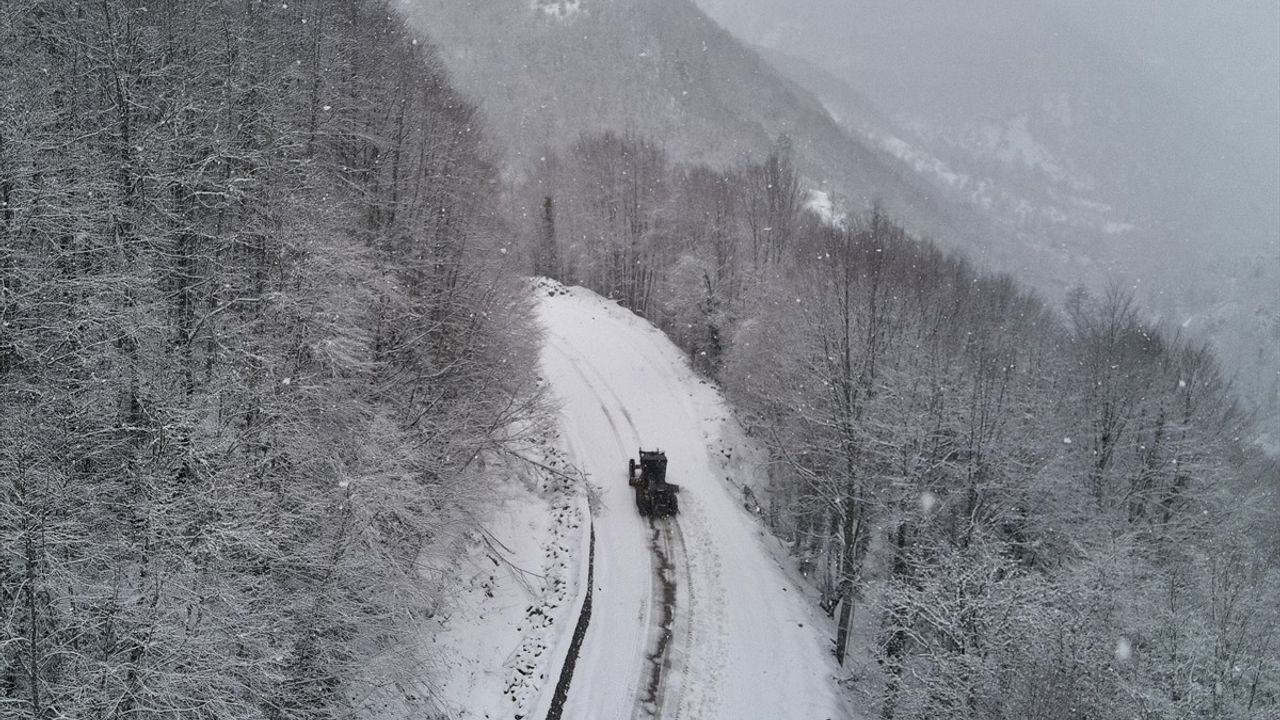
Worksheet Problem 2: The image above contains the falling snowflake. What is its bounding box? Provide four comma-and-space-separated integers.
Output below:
919, 491, 938, 514
1115, 638, 1132, 661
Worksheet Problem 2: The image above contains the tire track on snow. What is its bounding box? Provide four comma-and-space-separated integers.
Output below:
549, 312, 695, 720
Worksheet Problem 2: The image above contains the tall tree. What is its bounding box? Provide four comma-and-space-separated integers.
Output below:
534, 195, 560, 279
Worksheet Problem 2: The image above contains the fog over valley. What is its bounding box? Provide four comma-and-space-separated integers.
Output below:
698, 0, 1280, 257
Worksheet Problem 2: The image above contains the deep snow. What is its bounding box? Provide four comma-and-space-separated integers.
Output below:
425, 439, 592, 720
536, 283, 851, 720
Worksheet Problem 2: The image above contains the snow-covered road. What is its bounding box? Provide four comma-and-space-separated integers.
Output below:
537, 284, 850, 720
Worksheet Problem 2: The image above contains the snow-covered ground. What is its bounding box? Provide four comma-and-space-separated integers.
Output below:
535, 282, 851, 720
425, 437, 592, 720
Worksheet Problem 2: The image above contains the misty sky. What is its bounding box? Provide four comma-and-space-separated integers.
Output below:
1049, 0, 1279, 167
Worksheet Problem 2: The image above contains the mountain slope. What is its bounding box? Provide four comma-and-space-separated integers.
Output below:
695, 0, 1280, 434
757, 46, 1129, 272
697, 0, 1279, 273
397, 0, 1022, 269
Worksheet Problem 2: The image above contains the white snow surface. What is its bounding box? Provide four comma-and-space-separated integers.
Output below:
537, 282, 850, 720
426, 450, 591, 720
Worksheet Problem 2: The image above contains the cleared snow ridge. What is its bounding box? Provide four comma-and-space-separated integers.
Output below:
535, 282, 850, 720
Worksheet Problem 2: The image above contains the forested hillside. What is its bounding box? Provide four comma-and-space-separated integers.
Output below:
1, 1, 537, 716
3, 1, 1276, 718
534, 129, 1280, 719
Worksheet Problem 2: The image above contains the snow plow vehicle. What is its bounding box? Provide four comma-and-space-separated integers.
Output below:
628, 449, 679, 517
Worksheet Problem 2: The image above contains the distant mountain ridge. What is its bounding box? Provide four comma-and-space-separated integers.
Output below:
400, 0, 924, 193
